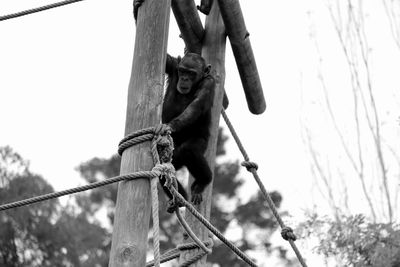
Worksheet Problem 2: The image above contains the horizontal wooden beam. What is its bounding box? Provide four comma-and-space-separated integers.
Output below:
217, 0, 266, 114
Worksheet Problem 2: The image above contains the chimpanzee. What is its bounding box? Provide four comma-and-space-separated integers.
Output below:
156, 53, 215, 206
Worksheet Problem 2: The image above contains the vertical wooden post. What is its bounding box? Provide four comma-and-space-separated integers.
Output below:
108, 0, 170, 266
178, 2, 227, 266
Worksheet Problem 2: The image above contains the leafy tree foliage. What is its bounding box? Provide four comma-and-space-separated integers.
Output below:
0, 146, 108, 266
297, 213, 400, 267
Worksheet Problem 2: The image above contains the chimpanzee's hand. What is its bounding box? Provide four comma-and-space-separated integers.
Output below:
155, 124, 172, 136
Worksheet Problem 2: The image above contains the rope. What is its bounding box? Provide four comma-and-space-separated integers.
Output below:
150, 173, 161, 267
175, 209, 212, 254
179, 250, 208, 267
177, 239, 213, 267
145, 240, 213, 267
150, 135, 162, 267
169, 186, 258, 267
146, 249, 180, 267
221, 109, 308, 267
118, 127, 155, 156
0, 0, 85, 22
0, 171, 156, 211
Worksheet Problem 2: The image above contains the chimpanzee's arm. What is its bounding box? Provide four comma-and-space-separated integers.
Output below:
166, 54, 180, 75
168, 77, 215, 133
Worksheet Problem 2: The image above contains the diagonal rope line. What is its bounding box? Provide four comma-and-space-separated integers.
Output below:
150, 176, 161, 267
0, 0, 85, 22
146, 248, 180, 267
0, 171, 156, 211
221, 108, 308, 267
149, 135, 164, 267
145, 240, 214, 267
175, 209, 212, 254
169, 186, 258, 267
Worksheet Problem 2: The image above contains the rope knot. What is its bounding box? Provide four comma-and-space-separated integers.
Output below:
152, 163, 175, 186
281, 226, 297, 241
241, 161, 258, 171
154, 133, 174, 164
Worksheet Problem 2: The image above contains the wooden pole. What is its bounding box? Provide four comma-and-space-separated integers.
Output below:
217, 0, 266, 115
171, 0, 204, 54
108, 0, 171, 266
178, 2, 227, 266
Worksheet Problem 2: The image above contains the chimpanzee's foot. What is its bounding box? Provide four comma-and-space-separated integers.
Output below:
191, 192, 203, 205
190, 183, 205, 205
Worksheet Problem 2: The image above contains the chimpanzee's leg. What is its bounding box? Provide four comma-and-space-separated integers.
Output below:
176, 140, 212, 205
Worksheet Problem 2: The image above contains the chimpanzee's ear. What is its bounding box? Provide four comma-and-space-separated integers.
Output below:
204, 64, 211, 75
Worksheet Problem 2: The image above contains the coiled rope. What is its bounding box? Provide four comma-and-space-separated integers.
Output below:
0, 0, 85, 22
221, 109, 308, 267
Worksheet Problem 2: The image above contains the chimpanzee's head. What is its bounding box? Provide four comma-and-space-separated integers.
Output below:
177, 53, 211, 94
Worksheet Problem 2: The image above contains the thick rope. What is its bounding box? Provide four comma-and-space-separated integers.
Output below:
175, 209, 212, 254
0, 0, 85, 22
178, 239, 213, 267
146, 249, 180, 267
145, 240, 213, 267
0, 127, 160, 212
221, 109, 308, 267
150, 175, 161, 267
118, 127, 155, 156
0, 171, 156, 211
168, 186, 258, 267
150, 136, 162, 267
179, 250, 208, 267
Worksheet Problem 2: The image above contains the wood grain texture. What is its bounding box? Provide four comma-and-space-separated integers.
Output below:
218, 0, 266, 114
171, 0, 204, 54
178, 2, 227, 266
108, 0, 171, 266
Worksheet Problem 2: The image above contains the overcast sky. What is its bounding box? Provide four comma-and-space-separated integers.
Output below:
1, 0, 400, 265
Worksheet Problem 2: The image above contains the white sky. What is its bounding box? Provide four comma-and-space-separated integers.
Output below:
1, 0, 400, 266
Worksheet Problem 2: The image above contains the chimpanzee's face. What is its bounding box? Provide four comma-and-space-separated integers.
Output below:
177, 55, 205, 95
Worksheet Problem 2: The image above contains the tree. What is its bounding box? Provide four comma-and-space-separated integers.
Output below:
299, 1, 400, 265
297, 213, 400, 267
0, 146, 109, 266
76, 128, 293, 266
